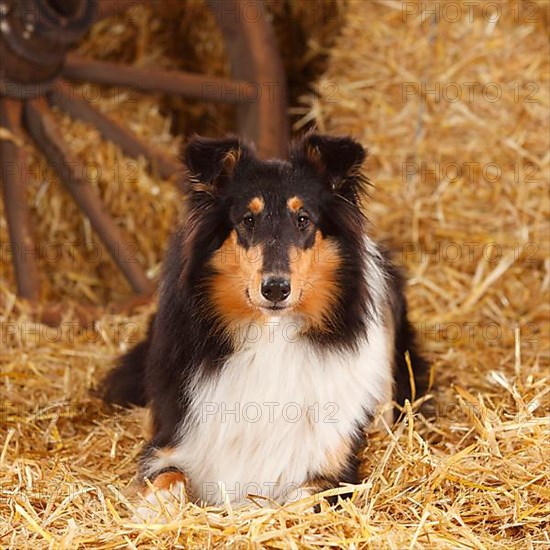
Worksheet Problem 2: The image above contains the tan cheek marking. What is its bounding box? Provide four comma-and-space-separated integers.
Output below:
248, 196, 264, 214
287, 196, 304, 213
208, 230, 263, 326
291, 231, 342, 329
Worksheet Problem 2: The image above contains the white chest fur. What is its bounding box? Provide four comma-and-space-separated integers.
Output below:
146, 313, 394, 506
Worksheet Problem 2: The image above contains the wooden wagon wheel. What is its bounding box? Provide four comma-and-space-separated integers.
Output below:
0, 0, 288, 324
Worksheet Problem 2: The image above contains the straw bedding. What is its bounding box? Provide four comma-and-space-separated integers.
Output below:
1, 0, 548, 548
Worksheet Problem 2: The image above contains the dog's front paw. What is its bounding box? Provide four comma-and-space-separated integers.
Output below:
133, 470, 190, 523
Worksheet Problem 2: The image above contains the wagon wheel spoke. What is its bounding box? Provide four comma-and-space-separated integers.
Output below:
24, 97, 154, 296
206, 0, 288, 159
47, 79, 182, 184
63, 54, 252, 104
0, 98, 41, 302
34, 292, 153, 326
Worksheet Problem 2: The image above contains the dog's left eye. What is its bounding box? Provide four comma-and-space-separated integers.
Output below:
297, 214, 310, 230
241, 214, 255, 229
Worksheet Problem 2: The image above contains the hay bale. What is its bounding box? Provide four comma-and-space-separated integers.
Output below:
1, 0, 548, 547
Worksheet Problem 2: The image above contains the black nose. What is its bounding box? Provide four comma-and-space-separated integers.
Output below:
261, 277, 291, 303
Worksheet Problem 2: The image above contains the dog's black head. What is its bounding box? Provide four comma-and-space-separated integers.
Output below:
178, 133, 369, 334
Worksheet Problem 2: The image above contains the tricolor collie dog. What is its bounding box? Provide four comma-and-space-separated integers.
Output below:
101, 133, 428, 511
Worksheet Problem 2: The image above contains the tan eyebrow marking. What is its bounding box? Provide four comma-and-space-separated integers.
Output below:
287, 196, 304, 213
248, 196, 264, 214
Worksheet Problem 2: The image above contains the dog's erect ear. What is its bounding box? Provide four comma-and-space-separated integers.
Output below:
290, 133, 368, 195
183, 135, 252, 189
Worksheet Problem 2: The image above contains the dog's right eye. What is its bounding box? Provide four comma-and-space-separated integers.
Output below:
241, 214, 255, 229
